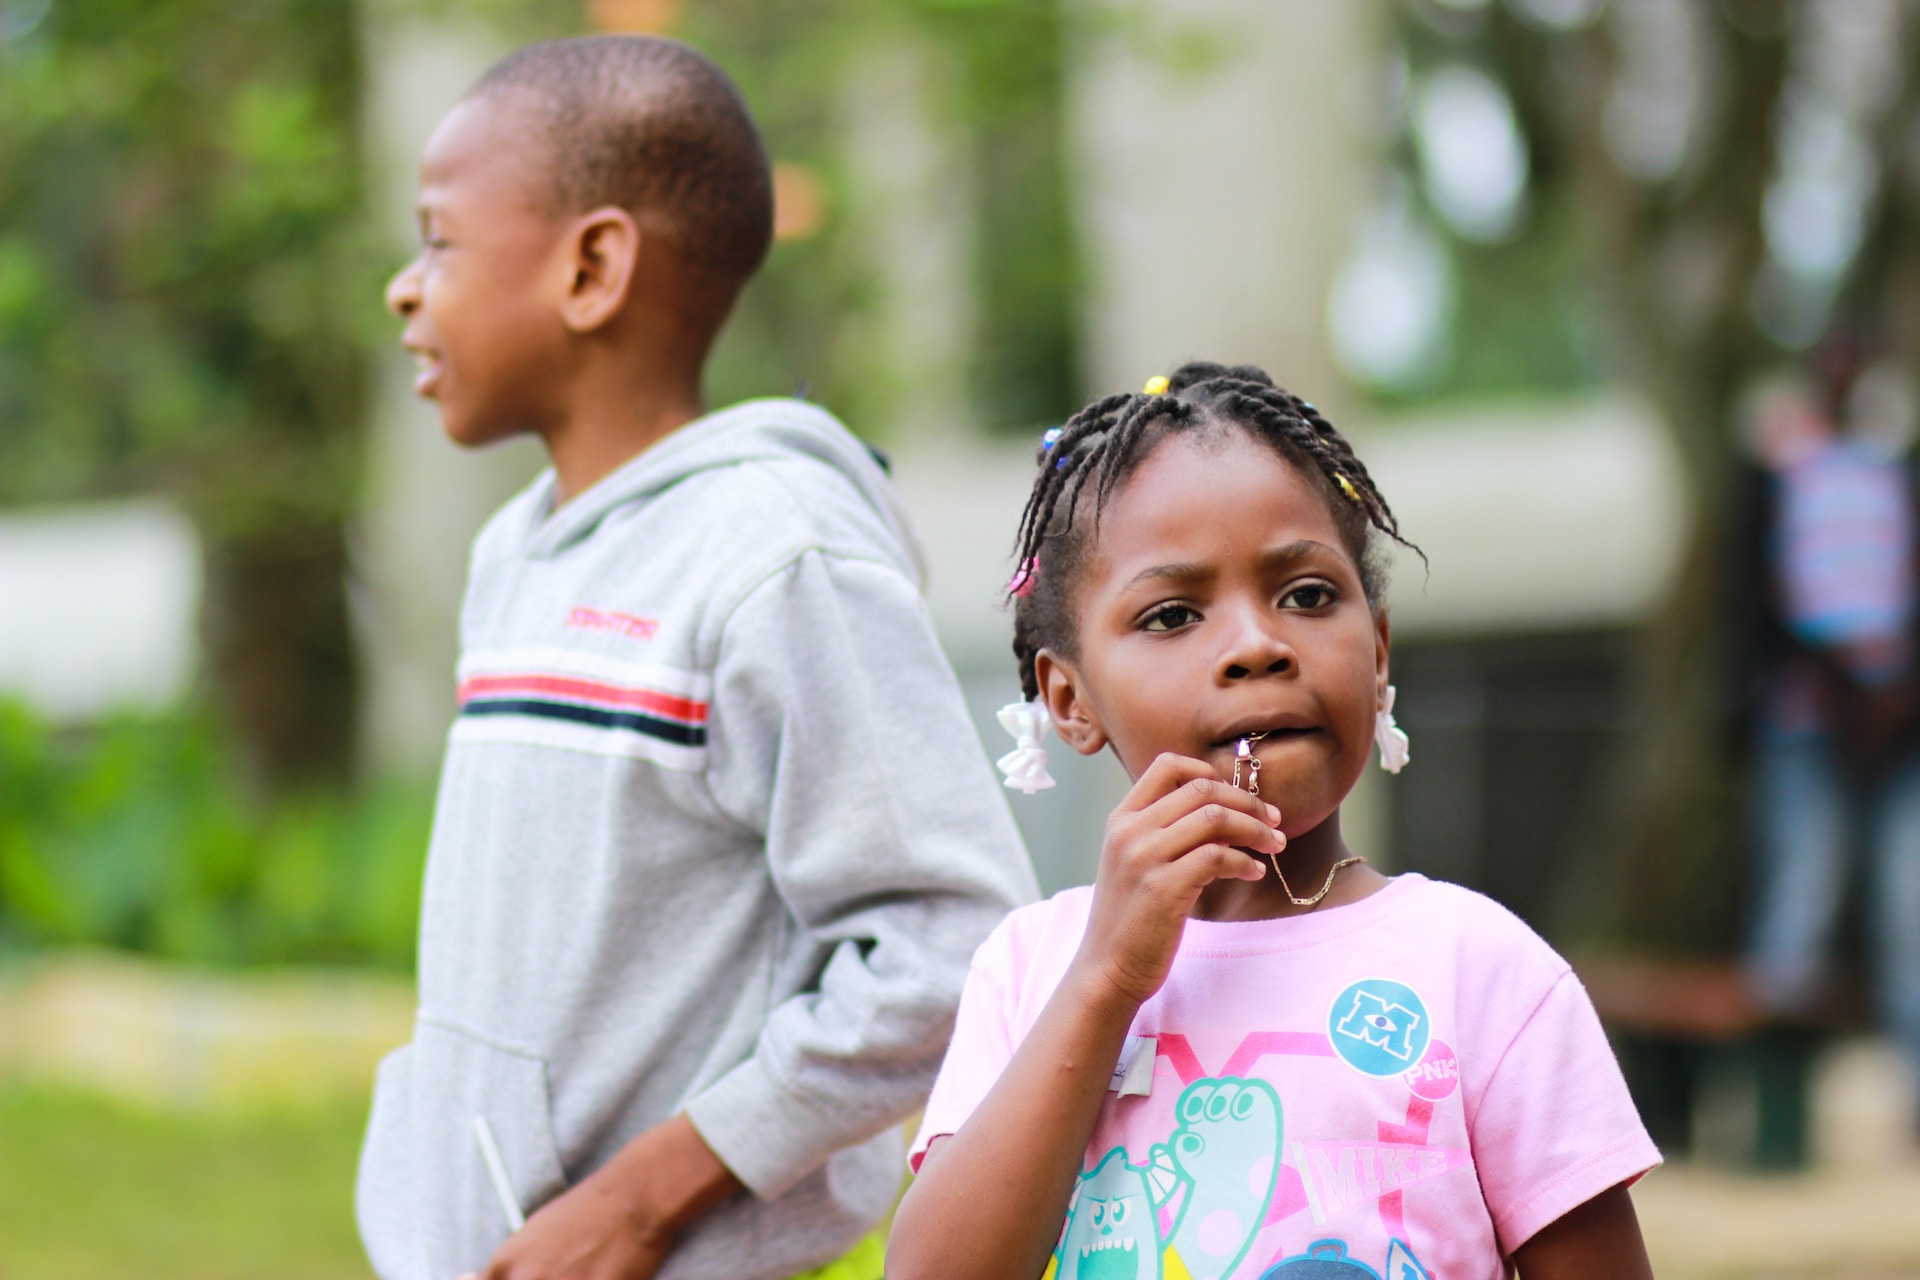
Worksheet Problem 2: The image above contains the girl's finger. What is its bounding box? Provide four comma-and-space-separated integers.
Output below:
1146, 800, 1284, 864
1112, 752, 1220, 815
1162, 842, 1269, 889
1134, 775, 1281, 836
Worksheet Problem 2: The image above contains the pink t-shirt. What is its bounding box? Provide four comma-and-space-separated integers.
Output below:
909, 874, 1659, 1280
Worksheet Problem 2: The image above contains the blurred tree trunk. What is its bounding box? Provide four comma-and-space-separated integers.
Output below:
1491, 3, 1920, 951
1559, 15, 1788, 953
200, 518, 357, 794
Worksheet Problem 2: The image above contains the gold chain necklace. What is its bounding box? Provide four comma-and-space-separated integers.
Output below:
1233, 733, 1365, 908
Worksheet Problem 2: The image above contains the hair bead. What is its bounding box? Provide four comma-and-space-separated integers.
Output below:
1008, 556, 1040, 598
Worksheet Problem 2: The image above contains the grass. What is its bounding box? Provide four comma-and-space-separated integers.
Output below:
5, 1077, 1915, 1280
0, 1081, 372, 1280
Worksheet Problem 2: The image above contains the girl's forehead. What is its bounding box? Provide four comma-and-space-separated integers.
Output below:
1092, 432, 1351, 570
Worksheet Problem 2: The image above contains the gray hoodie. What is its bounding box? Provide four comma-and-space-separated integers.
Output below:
356, 399, 1037, 1279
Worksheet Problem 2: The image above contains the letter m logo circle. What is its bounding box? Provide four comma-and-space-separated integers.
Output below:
1329, 979, 1431, 1076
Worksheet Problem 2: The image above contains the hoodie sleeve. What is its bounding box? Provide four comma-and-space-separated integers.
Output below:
682, 548, 1039, 1199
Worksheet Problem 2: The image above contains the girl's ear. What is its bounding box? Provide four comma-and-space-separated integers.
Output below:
1373, 607, 1393, 706
1035, 649, 1109, 757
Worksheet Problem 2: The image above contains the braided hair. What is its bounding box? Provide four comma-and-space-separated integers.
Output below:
1010, 361, 1421, 700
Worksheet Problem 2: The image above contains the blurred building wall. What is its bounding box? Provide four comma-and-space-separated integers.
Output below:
1359, 397, 1686, 635
1065, 0, 1380, 410
838, 26, 977, 446
0, 500, 200, 721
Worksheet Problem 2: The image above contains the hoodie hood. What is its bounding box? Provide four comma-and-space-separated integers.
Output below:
520, 397, 926, 585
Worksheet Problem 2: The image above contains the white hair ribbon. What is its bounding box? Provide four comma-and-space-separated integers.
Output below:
995, 700, 1057, 794
1376, 684, 1410, 774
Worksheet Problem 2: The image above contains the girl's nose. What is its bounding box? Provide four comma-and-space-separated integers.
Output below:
1215, 612, 1294, 682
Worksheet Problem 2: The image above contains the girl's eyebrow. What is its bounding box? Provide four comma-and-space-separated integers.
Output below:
1120, 540, 1343, 592
1260, 539, 1340, 568
1122, 560, 1212, 591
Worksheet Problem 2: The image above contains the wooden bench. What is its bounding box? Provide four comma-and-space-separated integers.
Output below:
1574, 954, 1865, 1169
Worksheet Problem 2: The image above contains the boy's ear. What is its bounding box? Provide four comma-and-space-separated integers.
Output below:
1373, 607, 1392, 706
1035, 650, 1108, 757
558, 206, 640, 332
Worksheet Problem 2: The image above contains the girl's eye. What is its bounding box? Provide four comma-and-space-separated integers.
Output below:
1141, 604, 1200, 632
1280, 583, 1337, 611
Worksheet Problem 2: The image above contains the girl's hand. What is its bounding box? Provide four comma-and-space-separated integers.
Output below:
1076, 752, 1282, 1007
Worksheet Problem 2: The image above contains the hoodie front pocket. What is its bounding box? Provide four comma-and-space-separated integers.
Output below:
408, 1018, 569, 1278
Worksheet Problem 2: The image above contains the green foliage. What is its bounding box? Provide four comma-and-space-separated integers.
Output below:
685, 0, 1081, 434
688, 0, 873, 421
909, 0, 1080, 428
0, 0, 373, 518
0, 701, 430, 969
1, 0, 376, 790
1379, 186, 1612, 408
1365, 1, 1614, 406
2, 0, 1082, 470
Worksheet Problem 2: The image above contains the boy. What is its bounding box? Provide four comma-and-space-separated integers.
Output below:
357, 36, 1037, 1280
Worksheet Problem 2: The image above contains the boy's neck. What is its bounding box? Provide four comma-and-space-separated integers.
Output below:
544, 305, 718, 506
544, 377, 706, 507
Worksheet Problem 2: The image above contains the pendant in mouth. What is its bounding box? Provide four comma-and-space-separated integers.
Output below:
1231, 732, 1266, 795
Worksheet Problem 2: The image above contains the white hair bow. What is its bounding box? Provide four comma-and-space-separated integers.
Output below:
1376, 684, 1410, 774
995, 700, 1056, 794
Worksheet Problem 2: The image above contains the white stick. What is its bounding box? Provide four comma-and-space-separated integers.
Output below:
472, 1114, 527, 1233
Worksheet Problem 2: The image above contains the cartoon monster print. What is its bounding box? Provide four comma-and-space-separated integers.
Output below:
1047, 1076, 1285, 1280
1155, 1077, 1282, 1280
1054, 1148, 1164, 1280
1258, 1238, 1431, 1280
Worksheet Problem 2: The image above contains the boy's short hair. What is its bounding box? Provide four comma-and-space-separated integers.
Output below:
473, 35, 774, 292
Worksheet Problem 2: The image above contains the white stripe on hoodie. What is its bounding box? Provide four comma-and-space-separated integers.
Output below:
355, 398, 1038, 1279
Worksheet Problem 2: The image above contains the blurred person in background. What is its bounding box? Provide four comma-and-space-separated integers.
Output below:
1731, 335, 1920, 1128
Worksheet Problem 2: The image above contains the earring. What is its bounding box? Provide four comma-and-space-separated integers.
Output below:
1375, 685, 1410, 774
996, 700, 1057, 794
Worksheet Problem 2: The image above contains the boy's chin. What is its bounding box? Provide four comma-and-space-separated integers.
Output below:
437, 408, 524, 451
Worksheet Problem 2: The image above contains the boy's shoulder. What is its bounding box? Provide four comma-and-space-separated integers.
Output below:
667, 401, 910, 546
469, 468, 560, 568
591, 397, 918, 577
465, 396, 923, 601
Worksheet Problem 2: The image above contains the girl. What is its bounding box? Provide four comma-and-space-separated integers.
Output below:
888, 364, 1659, 1280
